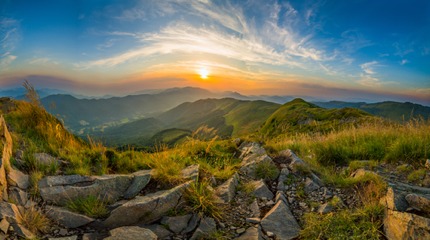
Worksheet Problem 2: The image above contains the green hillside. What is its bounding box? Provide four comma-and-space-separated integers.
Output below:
260, 98, 372, 137
99, 98, 279, 146
314, 101, 430, 122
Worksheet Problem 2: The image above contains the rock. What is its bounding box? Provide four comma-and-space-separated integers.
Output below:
277, 168, 290, 191
216, 173, 239, 203
405, 193, 430, 214
237, 228, 246, 234
34, 153, 62, 166
39, 174, 133, 205
0, 116, 12, 201
240, 154, 275, 178
140, 224, 172, 239
82, 233, 99, 240
123, 170, 151, 199
239, 142, 266, 159
7, 168, 29, 190
0, 218, 9, 233
275, 191, 288, 204
161, 214, 192, 234
251, 180, 274, 200
48, 236, 78, 240
0, 202, 22, 224
10, 223, 35, 239
350, 168, 376, 179
260, 200, 300, 240
318, 203, 334, 214
39, 175, 94, 188
246, 218, 261, 224
190, 217, 216, 240
304, 177, 320, 193
250, 199, 260, 217
8, 187, 28, 206
46, 206, 94, 228
104, 226, 157, 240
384, 209, 430, 240
103, 181, 191, 228
282, 150, 306, 172
182, 214, 200, 234
181, 164, 199, 181
383, 187, 408, 212
425, 159, 430, 169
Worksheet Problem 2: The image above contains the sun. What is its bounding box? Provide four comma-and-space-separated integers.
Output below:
198, 67, 209, 79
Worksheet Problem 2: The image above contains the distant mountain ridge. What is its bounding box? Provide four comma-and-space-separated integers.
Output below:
314, 101, 430, 122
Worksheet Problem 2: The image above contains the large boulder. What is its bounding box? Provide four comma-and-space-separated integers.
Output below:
123, 170, 151, 199
104, 226, 157, 240
39, 174, 133, 205
46, 206, 94, 228
103, 181, 191, 228
405, 193, 430, 214
384, 209, 430, 240
260, 199, 300, 240
161, 214, 192, 234
216, 173, 239, 203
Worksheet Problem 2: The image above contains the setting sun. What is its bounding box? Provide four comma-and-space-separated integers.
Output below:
198, 67, 209, 79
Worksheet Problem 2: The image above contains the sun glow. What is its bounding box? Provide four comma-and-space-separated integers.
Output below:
198, 67, 209, 79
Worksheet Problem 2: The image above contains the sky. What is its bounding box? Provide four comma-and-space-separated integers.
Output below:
1, 0, 429, 104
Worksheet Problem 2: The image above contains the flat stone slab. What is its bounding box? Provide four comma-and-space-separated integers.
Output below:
261, 200, 300, 240
7, 168, 29, 190
0, 202, 22, 224
39, 174, 133, 205
104, 226, 157, 240
46, 206, 94, 228
103, 181, 191, 228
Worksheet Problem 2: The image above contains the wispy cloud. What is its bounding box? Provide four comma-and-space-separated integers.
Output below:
28, 57, 59, 65
400, 59, 409, 65
358, 61, 382, 87
0, 18, 20, 69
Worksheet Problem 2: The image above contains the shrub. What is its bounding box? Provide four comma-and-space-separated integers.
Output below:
66, 196, 109, 218
21, 206, 50, 234
255, 161, 279, 180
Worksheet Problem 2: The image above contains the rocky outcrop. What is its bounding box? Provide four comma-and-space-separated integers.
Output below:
39, 174, 134, 205
103, 181, 191, 228
0, 115, 12, 201
104, 226, 157, 240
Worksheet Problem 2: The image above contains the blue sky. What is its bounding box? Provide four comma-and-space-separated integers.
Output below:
1, 0, 429, 104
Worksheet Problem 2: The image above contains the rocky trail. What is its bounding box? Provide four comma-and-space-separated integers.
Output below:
1, 116, 430, 239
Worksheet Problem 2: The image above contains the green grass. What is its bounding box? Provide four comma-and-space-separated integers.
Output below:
407, 169, 426, 183
255, 161, 279, 180
300, 204, 384, 240
66, 195, 109, 218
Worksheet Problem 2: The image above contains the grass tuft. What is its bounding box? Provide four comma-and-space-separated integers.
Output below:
20, 206, 50, 234
184, 180, 223, 220
66, 196, 109, 218
255, 161, 279, 180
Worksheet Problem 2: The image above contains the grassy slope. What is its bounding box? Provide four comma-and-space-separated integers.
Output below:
260, 98, 372, 137
314, 100, 430, 122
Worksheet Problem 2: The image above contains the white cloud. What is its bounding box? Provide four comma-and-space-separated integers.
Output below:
0, 54, 17, 69
358, 74, 381, 87
400, 59, 409, 65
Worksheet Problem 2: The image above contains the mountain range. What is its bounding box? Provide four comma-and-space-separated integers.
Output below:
5, 86, 428, 147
